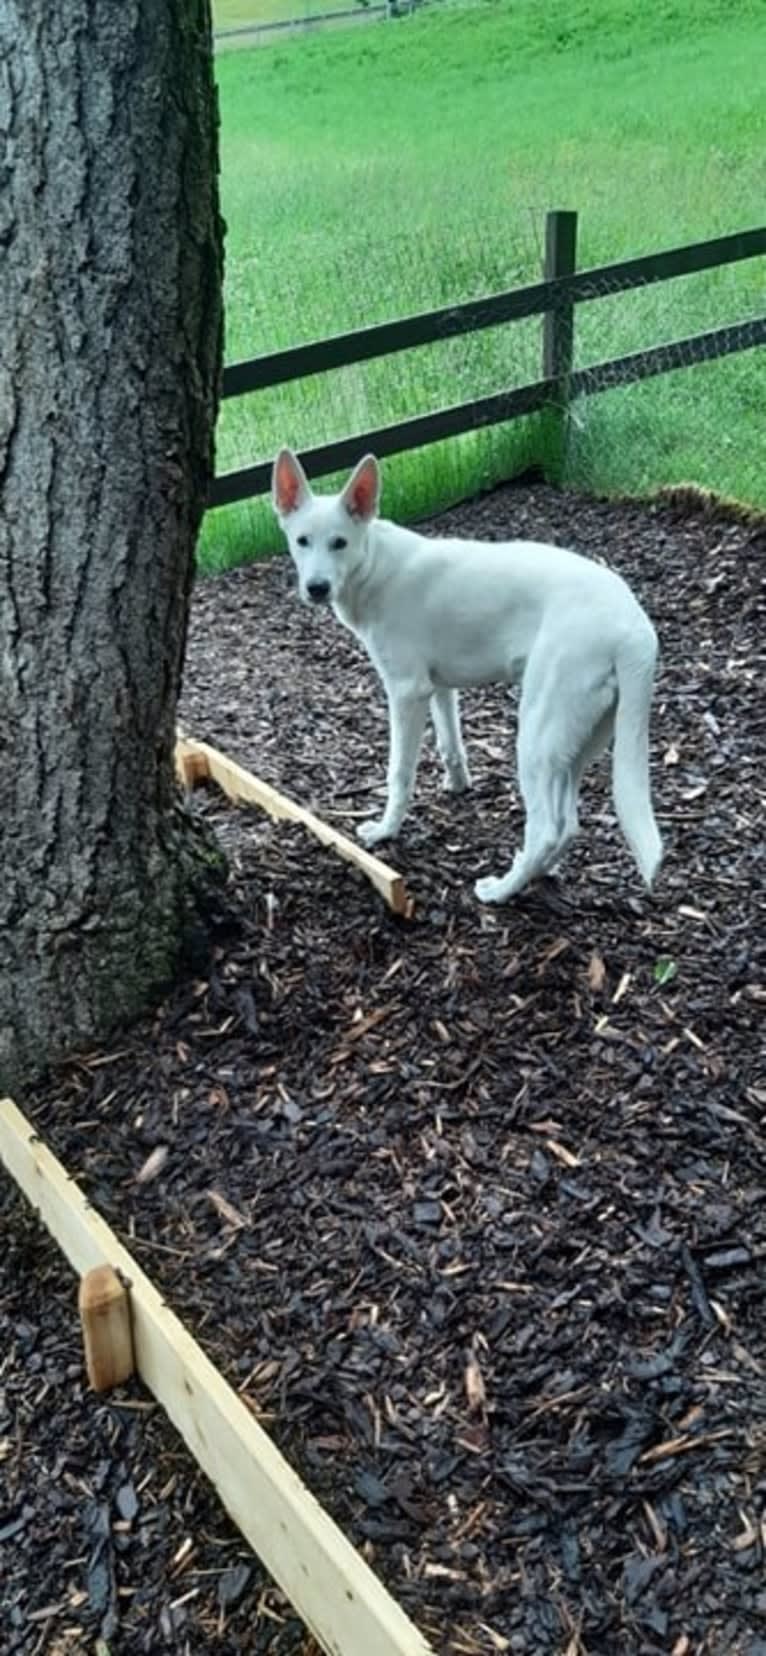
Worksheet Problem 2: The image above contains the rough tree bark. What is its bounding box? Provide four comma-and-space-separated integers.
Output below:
0, 1, 225, 1093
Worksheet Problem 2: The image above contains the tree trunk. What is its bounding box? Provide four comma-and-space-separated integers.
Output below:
0, 1, 225, 1093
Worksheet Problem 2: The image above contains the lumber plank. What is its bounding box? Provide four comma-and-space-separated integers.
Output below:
0, 1096, 434, 1656
175, 734, 412, 917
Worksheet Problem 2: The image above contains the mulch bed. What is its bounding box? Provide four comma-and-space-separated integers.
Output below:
3, 480, 766, 1656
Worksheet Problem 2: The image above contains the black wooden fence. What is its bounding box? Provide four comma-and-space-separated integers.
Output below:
215, 2, 425, 44
209, 210, 766, 509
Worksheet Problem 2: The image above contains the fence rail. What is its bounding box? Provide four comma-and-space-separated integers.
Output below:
214, 0, 433, 45
211, 214, 766, 508
215, 5, 386, 43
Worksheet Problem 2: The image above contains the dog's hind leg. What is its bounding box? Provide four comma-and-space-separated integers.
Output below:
475, 647, 615, 903
475, 749, 565, 903
357, 689, 430, 847
430, 688, 471, 794
551, 702, 616, 865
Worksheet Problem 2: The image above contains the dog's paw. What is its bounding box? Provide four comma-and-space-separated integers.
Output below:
357, 818, 393, 849
474, 874, 509, 905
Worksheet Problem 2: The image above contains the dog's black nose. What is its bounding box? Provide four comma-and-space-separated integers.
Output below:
307, 579, 331, 603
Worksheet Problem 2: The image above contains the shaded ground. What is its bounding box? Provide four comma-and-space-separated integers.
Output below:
2, 481, 766, 1655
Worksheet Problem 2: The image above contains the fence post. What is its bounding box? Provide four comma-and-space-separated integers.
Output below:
542, 209, 578, 469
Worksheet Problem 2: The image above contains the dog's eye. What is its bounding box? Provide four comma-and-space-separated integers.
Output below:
296, 534, 310, 548
329, 536, 347, 551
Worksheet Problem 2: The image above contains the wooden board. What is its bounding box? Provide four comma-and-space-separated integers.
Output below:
0, 1096, 434, 1656
175, 733, 412, 917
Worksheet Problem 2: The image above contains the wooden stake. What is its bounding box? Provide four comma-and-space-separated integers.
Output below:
175, 732, 412, 917
79, 1264, 135, 1391
175, 741, 211, 788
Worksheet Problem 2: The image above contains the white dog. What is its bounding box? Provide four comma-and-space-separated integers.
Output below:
271, 448, 662, 903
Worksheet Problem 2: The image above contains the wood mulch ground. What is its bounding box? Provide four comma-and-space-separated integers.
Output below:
2, 480, 766, 1656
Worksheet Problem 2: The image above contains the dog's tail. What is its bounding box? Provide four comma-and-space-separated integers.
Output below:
612, 628, 663, 888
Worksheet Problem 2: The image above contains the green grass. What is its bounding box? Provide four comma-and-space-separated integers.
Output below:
201, 0, 766, 571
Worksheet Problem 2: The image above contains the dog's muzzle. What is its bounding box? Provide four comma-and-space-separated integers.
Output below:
306, 579, 332, 604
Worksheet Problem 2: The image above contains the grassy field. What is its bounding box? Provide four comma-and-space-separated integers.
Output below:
202, 0, 765, 570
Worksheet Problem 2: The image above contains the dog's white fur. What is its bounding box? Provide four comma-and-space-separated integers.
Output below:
271, 448, 662, 903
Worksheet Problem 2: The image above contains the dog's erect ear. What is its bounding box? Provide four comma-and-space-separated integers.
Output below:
272, 448, 311, 517
340, 454, 380, 523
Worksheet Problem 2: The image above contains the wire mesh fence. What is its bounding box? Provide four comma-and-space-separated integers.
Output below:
203, 194, 765, 566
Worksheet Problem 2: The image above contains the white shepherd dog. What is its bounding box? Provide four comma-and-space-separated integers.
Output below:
272, 448, 662, 903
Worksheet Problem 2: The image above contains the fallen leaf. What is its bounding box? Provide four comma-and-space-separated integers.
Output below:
135, 1145, 168, 1184
465, 1355, 486, 1413
208, 1189, 248, 1229
545, 1137, 581, 1168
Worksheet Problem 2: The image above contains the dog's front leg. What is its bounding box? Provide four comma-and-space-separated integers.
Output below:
357, 689, 429, 848
431, 688, 471, 794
